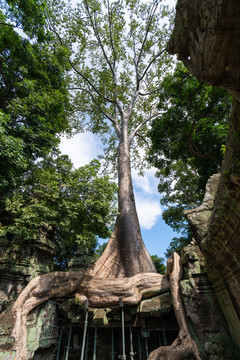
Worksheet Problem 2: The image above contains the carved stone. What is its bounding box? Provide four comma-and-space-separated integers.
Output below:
168, 0, 240, 352
168, 0, 240, 99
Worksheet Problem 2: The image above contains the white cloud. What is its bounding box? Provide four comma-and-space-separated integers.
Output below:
59, 132, 103, 168
132, 166, 162, 229
132, 167, 159, 195
135, 193, 162, 230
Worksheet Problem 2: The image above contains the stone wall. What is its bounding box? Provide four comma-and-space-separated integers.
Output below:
169, 0, 240, 353
168, 0, 240, 99
180, 242, 239, 359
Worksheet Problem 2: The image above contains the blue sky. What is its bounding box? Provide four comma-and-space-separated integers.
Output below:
59, 132, 177, 260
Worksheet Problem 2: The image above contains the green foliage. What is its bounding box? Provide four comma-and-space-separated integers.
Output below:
0, 155, 117, 269
49, 0, 174, 171
149, 63, 231, 182
94, 241, 108, 259
150, 254, 166, 274
1, 0, 48, 40
164, 237, 190, 259
0, 2, 71, 194
148, 63, 232, 256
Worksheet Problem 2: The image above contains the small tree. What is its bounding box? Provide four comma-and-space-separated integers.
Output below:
49, 0, 173, 277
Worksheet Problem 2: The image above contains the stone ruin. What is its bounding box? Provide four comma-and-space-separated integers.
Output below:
2, 0, 240, 358
0, 175, 239, 359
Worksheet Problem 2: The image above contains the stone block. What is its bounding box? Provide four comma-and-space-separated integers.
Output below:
139, 293, 172, 317
0, 336, 15, 350
0, 350, 16, 359
92, 308, 109, 326
26, 300, 58, 357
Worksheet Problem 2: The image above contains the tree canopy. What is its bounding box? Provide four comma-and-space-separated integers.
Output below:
0, 155, 117, 269
1, 0, 48, 40
0, 1, 121, 271
0, 0, 71, 195
47, 0, 173, 169
148, 63, 232, 256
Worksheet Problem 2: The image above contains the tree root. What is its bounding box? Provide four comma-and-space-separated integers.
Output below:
9, 252, 201, 360
76, 272, 169, 307
148, 253, 201, 360
11, 271, 84, 359
148, 329, 199, 360
10, 271, 167, 359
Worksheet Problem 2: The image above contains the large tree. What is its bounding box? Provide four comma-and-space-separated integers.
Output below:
3, 4, 202, 358
47, 0, 174, 277
148, 63, 231, 255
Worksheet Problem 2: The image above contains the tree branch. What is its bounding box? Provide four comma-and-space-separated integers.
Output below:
84, 0, 115, 81
126, 89, 139, 118
80, 87, 114, 122
47, 14, 121, 139
139, 88, 159, 96
0, 22, 18, 27
129, 112, 164, 141
107, 0, 117, 72
139, 48, 166, 82
107, 0, 122, 116
47, 18, 115, 105
69, 60, 115, 104
136, 0, 159, 85
129, 14, 139, 88
136, 132, 150, 149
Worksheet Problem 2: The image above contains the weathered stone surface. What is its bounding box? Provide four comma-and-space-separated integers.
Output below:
0, 351, 16, 360
0, 336, 15, 350
169, 1, 240, 350
168, 0, 240, 99
92, 308, 109, 326
26, 300, 58, 359
0, 234, 56, 326
180, 242, 238, 359
184, 100, 240, 349
0, 291, 9, 314
140, 293, 172, 317
185, 173, 220, 245
68, 247, 92, 271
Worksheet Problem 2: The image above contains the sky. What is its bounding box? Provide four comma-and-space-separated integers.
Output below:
59, 0, 178, 260
59, 132, 178, 260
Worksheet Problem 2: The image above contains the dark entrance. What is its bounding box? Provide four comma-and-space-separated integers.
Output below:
56, 325, 179, 359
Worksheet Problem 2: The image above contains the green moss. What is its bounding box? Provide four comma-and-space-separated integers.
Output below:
0, 351, 16, 359
210, 332, 232, 346
0, 336, 15, 350
27, 300, 57, 354
140, 293, 172, 316
180, 279, 195, 300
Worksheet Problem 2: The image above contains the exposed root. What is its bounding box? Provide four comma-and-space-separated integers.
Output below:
76, 272, 170, 307
9, 252, 201, 360
148, 253, 201, 360
11, 271, 83, 359
10, 271, 167, 359
148, 329, 198, 360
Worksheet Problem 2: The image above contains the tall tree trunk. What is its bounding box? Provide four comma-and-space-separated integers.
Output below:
90, 121, 156, 278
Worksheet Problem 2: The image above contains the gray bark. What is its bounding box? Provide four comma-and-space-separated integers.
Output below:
90, 114, 156, 278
